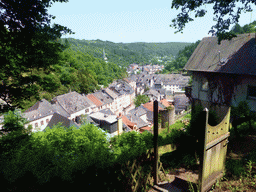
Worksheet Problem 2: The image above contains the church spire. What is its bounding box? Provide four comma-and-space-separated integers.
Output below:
103, 48, 108, 61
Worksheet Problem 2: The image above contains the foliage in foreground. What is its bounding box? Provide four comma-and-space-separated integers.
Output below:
0, 107, 192, 191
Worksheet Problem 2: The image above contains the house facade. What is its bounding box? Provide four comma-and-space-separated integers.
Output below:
23, 99, 57, 132
184, 33, 256, 113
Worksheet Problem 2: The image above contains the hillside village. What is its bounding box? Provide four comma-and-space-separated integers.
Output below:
0, 64, 190, 138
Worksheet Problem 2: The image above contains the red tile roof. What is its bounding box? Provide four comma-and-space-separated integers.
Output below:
122, 115, 137, 129
139, 126, 152, 133
86, 94, 103, 107
160, 99, 173, 108
142, 101, 163, 112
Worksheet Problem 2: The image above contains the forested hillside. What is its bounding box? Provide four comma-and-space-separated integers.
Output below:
161, 40, 201, 73
59, 38, 192, 67
230, 20, 256, 35
22, 44, 127, 111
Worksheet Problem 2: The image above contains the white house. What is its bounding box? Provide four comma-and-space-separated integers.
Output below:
23, 99, 57, 132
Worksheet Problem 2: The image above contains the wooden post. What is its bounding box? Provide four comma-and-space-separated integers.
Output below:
198, 108, 209, 192
153, 100, 159, 185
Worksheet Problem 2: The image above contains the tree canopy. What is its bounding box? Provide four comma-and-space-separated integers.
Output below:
0, 0, 74, 112
134, 95, 150, 107
170, 0, 255, 43
164, 40, 201, 73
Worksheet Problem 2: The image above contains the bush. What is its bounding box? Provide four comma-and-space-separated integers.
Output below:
187, 104, 219, 138
0, 123, 115, 190
225, 159, 246, 179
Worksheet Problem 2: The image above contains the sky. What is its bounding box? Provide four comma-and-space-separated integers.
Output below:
47, 0, 256, 43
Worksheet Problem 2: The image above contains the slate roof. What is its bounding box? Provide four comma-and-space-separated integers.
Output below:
44, 112, 79, 131
126, 114, 149, 129
51, 103, 70, 118
93, 91, 114, 105
109, 87, 122, 97
110, 80, 134, 96
174, 94, 190, 112
122, 115, 137, 129
103, 88, 118, 99
89, 112, 117, 124
184, 33, 256, 76
128, 106, 147, 117
144, 89, 160, 97
24, 99, 56, 122
133, 74, 189, 88
86, 94, 103, 107
84, 115, 99, 126
51, 91, 90, 115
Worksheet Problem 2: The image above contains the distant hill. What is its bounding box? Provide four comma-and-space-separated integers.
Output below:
59, 38, 192, 67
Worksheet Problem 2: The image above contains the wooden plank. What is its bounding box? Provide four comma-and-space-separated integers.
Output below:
206, 132, 230, 150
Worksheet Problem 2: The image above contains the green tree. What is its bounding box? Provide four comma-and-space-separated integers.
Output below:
170, 0, 255, 43
0, 0, 74, 112
0, 109, 33, 161
165, 40, 200, 72
134, 95, 150, 107
231, 23, 244, 34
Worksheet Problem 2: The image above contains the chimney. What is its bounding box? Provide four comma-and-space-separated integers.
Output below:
117, 117, 123, 135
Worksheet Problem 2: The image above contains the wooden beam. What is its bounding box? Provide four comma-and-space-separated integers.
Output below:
153, 100, 159, 185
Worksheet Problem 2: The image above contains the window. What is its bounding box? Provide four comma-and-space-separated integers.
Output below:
41, 121, 44, 126
46, 119, 49, 123
35, 123, 38, 127
201, 78, 208, 91
85, 109, 89, 113
247, 85, 256, 99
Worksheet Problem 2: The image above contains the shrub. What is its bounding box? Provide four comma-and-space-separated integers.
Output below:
225, 159, 246, 179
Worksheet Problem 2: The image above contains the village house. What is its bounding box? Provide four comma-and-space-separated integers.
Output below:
43, 112, 80, 131
121, 115, 138, 132
93, 90, 114, 112
86, 93, 104, 112
125, 113, 151, 133
23, 99, 59, 132
141, 99, 175, 128
184, 33, 256, 114
89, 108, 123, 137
128, 105, 148, 121
144, 89, 161, 101
102, 88, 120, 114
51, 91, 92, 123
109, 79, 135, 115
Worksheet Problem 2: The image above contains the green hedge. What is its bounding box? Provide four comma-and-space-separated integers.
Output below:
0, 115, 189, 191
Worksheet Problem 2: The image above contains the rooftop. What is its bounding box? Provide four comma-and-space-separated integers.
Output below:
89, 112, 117, 124
24, 99, 56, 122
86, 94, 103, 107
51, 91, 90, 114
184, 33, 256, 76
